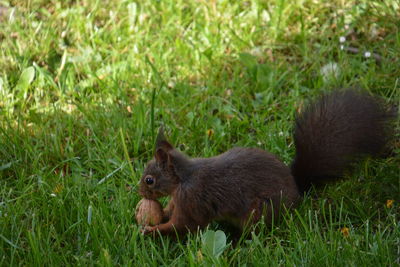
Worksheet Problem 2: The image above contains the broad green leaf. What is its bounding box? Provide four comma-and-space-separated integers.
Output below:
201, 230, 227, 258
16, 66, 35, 97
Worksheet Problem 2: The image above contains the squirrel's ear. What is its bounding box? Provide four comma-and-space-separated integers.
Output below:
155, 126, 174, 166
155, 146, 176, 171
155, 147, 170, 166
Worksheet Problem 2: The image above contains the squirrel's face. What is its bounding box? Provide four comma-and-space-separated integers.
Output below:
139, 159, 178, 200
139, 127, 183, 199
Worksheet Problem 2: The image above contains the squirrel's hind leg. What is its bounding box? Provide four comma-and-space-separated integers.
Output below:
240, 196, 284, 230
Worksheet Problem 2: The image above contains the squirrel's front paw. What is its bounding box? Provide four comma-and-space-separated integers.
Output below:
141, 225, 156, 235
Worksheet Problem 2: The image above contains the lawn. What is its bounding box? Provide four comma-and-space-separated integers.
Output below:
0, 0, 399, 265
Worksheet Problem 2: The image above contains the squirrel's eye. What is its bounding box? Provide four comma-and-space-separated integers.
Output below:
145, 177, 154, 185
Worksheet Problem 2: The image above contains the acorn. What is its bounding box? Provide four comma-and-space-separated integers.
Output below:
135, 198, 163, 226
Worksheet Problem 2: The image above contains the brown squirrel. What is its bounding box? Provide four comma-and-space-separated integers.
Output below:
139, 89, 395, 237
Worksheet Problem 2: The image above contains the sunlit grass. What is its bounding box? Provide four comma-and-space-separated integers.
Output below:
0, 0, 399, 265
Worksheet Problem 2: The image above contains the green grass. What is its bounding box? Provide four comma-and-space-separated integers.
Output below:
0, 0, 399, 265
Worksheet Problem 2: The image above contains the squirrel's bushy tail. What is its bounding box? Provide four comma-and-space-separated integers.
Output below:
291, 89, 396, 193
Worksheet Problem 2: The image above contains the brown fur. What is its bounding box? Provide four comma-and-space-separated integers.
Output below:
138, 89, 395, 237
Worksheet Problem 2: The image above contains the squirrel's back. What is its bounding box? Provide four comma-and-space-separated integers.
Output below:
176, 147, 298, 221
291, 89, 396, 193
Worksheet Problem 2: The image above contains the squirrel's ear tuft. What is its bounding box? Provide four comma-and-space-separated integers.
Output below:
155, 126, 173, 151
156, 126, 166, 145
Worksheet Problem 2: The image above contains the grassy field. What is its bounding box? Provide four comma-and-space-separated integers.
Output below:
0, 0, 399, 265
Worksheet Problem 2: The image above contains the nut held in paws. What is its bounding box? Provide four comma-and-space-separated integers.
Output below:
135, 199, 163, 226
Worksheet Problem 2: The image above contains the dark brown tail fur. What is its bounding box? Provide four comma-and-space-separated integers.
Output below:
291, 89, 396, 193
